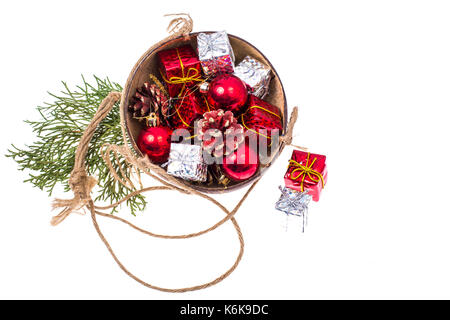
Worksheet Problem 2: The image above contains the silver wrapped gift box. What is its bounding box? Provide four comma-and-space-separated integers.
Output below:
275, 186, 312, 232
234, 55, 271, 99
275, 186, 311, 217
197, 31, 235, 77
167, 143, 207, 182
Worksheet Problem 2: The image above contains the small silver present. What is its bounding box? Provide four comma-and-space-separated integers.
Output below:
234, 56, 271, 99
197, 31, 235, 77
275, 186, 312, 232
167, 143, 207, 182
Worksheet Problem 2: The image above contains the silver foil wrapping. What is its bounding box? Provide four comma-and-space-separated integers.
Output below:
197, 31, 235, 77
167, 143, 207, 182
275, 186, 311, 217
275, 186, 312, 232
234, 55, 271, 99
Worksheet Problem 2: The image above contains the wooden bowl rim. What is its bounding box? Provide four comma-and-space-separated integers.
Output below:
121, 31, 288, 193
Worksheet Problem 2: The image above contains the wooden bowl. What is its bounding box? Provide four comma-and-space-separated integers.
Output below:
121, 32, 288, 193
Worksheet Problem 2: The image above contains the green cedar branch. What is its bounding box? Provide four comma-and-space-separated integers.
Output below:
6, 75, 146, 215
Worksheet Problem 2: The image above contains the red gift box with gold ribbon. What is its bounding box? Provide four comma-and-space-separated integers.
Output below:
158, 45, 203, 98
240, 95, 283, 146
284, 150, 327, 202
169, 88, 210, 132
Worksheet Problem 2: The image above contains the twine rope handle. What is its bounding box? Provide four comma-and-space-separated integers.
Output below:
51, 13, 300, 292
52, 93, 297, 292
51, 92, 121, 226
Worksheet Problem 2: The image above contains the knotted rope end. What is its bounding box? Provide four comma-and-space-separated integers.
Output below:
279, 106, 299, 146
50, 171, 97, 226
164, 13, 193, 37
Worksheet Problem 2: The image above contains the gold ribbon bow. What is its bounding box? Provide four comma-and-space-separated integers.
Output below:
161, 47, 203, 97
289, 152, 325, 192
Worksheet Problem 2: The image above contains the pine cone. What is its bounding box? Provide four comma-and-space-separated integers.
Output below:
197, 109, 244, 157
128, 82, 170, 126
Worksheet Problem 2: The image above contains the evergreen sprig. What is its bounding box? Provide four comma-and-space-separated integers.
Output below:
6, 75, 146, 215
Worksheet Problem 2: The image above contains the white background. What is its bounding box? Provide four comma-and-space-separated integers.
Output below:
1, 0, 450, 300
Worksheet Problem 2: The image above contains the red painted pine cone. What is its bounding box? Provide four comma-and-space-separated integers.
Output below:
197, 109, 244, 158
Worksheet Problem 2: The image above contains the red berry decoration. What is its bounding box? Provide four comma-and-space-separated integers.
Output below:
207, 74, 248, 114
222, 142, 259, 182
137, 126, 172, 164
197, 109, 244, 157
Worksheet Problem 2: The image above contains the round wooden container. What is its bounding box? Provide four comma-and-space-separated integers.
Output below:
121, 32, 288, 193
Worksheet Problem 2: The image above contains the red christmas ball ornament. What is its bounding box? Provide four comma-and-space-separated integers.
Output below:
222, 142, 259, 182
137, 126, 172, 164
207, 74, 248, 114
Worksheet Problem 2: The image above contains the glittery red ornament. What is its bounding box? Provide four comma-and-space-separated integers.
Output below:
222, 142, 259, 182
137, 126, 172, 164
207, 74, 248, 114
